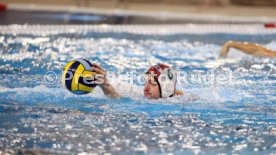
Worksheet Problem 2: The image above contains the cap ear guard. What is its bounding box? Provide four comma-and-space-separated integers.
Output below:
158, 68, 177, 98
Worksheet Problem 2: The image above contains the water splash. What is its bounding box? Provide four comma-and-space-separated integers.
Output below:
0, 25, 275, 154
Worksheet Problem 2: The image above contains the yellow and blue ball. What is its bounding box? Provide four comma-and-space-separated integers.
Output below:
62, 58, 97, 95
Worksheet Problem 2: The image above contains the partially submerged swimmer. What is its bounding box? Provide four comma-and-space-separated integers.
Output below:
92, 63, 183, 99
92, 41, 275, 99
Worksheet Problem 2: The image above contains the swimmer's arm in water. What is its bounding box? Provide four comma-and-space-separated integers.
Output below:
175, 90, 184, 96
219, 41, 276, 58
175, 89, 201, 101
92, 63, 121, 99
99, 81, 121, 99
175, 90, 199, 101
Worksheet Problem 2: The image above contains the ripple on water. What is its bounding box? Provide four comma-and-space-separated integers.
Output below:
0, 27, 276, 154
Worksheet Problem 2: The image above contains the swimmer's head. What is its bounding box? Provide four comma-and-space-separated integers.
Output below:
144, 64, 177, 99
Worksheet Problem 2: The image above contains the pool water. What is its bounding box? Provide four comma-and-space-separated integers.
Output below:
0, 25, 276, 154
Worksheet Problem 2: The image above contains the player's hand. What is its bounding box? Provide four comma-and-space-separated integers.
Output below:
219, 41, 232, 58
91, 63, 107, 86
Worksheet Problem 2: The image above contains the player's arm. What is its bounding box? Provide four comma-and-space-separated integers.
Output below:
91, 63, 121, 99
219, 41, 276, 58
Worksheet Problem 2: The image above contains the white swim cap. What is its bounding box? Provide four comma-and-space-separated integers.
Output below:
146, 64, 177, 98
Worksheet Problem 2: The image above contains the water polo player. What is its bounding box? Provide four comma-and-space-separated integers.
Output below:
91, 63, 183, 99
